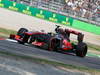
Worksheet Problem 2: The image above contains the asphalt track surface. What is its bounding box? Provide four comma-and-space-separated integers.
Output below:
0, 55, 85, 75
0, 40, 100, 70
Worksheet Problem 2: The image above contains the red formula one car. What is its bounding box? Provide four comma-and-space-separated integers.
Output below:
9, 25, 88, 57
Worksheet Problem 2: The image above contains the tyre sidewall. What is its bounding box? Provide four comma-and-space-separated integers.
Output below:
76, 42, 88, 57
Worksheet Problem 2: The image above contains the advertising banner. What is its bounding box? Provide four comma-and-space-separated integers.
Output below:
0, 0, 100, 35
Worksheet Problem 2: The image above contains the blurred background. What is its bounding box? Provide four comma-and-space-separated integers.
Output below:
9, 0, 100, 26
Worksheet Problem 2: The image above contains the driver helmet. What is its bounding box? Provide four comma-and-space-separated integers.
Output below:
40, 30, 45, 32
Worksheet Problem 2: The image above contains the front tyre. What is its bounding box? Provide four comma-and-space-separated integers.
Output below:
17, 28, 28, 44
17, 28, 28, 38
76, 42, 88, 57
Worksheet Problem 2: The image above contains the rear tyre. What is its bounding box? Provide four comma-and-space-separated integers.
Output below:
17, 28, 28, 38
76, 42, 88, 57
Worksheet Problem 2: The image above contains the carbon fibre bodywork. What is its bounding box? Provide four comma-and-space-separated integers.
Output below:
9, 26, 88, 57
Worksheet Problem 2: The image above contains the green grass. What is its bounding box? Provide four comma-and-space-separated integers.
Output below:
87, 43, 100, 51
0, 50, 100, 75
0, 28, 16, 35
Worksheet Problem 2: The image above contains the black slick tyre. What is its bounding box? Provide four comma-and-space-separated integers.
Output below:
17, 28, 28, 44
76, 42, 88, 57
17, 28, 28, 37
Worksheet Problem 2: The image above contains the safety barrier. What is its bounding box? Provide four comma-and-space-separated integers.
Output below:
0, 0, 100, 35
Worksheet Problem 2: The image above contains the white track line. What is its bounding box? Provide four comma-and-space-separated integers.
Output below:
6, 39, 17, 42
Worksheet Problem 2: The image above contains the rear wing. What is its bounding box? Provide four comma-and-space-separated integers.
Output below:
55, 25, 84, 43
65, 29, 84, 43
